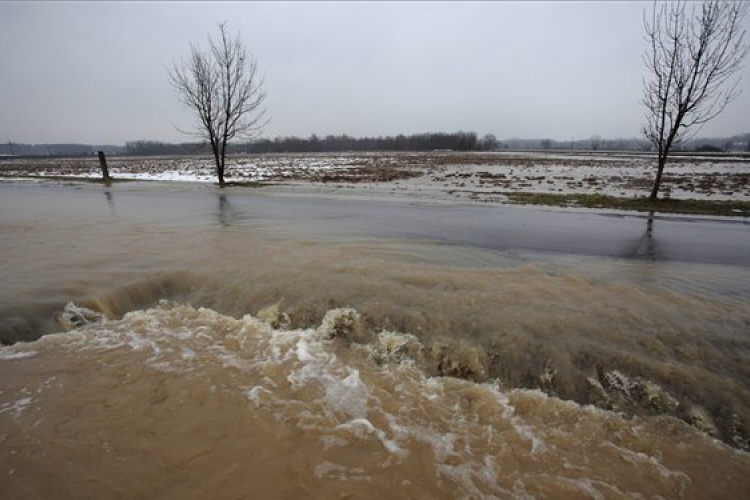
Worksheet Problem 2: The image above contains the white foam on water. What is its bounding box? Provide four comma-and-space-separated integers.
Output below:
57, 301, 106, 330
319, 435, 349, 450
571, 479, 606, 500
313, 460, 370, 482
335, 418, 404, 455
0, 350, 37, 360
602, 441, 691, 485
265, 327, 373, 423
325, 369, 369, 420
0, 396, 32, 418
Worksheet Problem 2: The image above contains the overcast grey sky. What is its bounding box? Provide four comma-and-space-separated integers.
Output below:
1, 1, 748, 145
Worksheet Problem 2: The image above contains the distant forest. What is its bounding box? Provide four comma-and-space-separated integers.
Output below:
2, 131, 749, 157
125, 131, 493, 156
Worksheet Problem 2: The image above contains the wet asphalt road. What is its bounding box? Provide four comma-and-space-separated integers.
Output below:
2, 181, 749, 267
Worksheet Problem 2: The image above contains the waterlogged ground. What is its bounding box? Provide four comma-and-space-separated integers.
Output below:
2, 151, 750, 202
1, 181, 750, 499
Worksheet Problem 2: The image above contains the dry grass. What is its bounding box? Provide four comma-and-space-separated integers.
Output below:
505, 192, 750, 217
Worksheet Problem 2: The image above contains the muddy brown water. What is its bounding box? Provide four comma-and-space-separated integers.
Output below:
1, 181, 750, 499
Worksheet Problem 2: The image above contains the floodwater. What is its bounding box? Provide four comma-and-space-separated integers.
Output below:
1, 181, 750, 499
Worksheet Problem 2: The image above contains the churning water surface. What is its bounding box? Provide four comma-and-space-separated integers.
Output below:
1, 182, 750, 499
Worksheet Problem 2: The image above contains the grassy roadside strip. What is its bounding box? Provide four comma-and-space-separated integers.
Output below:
505, 192, 750, 217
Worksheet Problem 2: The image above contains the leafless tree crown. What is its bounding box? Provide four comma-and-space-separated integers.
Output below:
642, 1, 748, 149
168, 22, 266, 185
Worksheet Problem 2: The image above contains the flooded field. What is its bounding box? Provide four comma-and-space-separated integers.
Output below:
1, 181, 750, 499
2, 150, 750, 202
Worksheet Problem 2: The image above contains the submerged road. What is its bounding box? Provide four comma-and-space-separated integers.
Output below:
2, 181, 749, 267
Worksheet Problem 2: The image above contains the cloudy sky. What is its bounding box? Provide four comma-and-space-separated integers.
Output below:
1, 1, 748, 145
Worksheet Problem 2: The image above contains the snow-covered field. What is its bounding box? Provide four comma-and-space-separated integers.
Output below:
1, 151, 749, 203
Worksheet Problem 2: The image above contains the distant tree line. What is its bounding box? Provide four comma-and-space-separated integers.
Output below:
123, 132, 496, 155
0, 142, 124, 157
247, 132, 498, 153
515, 133, 750, 153
2, 131, 748, 158
124, 140, 202, 156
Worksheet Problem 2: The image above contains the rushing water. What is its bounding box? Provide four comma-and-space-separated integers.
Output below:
1, 181, 750, 499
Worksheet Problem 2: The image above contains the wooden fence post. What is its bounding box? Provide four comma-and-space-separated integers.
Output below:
97, 151, 111, 184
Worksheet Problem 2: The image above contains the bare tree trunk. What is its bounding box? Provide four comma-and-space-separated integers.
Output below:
214, 151, 224, 187
210, 146, 224, 187
649, 154, 666, 200
219, 150, 226, 187
219, 133, 229, 187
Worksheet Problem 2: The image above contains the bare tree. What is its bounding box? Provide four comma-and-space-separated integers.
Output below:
169, 23, 266, 186
642, 0, 748, 200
